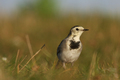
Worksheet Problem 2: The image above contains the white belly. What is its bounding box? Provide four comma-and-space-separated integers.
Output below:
60, 49, 81, 62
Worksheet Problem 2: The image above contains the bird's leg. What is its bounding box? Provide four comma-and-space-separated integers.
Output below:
63, 62, 66, 69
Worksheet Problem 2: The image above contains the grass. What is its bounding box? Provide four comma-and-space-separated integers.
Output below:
0, 12, 120, 80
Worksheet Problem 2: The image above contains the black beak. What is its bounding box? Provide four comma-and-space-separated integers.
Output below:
83, 29, 89, 31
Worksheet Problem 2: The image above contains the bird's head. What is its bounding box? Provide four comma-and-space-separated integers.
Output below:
69, 25, 89, 37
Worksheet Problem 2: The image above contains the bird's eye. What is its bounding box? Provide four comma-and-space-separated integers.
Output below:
76, 28, 79, 31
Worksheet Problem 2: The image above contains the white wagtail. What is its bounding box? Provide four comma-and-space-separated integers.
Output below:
56, 25, 89, 69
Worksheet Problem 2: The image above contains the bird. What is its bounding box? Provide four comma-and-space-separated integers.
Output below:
56, 25, 89, 69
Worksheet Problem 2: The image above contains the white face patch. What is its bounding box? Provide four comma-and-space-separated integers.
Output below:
71, 26, 84, 37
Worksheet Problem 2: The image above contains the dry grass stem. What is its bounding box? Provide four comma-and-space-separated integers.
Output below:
17, 64, 20, 74
112, 48, 119, 80
59, 68, 71, 75
13, 49, 20, 70
19, 55, 27, 65
26, 34, 36, 65
17, 55, 27, 73
88, 52, 97, 80
51, 60, 57, 69
18, 44, 45, 73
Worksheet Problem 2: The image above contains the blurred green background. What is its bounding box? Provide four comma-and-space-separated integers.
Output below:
0, 0, 120, 80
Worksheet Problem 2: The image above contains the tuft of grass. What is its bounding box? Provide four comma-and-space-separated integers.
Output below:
18, 44, 45, 73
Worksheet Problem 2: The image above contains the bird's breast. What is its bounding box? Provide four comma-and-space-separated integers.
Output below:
59, 40, 82, 62
61, 49, 81, 62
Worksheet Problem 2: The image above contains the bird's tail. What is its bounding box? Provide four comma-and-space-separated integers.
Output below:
55, 59, 60, 69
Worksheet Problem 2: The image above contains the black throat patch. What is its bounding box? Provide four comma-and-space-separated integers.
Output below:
70, 40, 80, 50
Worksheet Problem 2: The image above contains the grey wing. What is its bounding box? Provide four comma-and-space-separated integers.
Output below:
57, 40, 64, 56
57, 39, 67, 56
